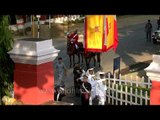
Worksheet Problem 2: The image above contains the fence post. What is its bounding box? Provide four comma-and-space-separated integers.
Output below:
113, 73, 116, 84
145, 91, 148, 105
120, 85, 123, 105
140, 90, 143, 105
130, 78, 133, 105
108, 72, 111, 104
148, 77, 151, 88
112, 83, 114, 105
119, 74, 122, 85
116, 84, 118, 105
145, 55, 160, 105
135, 88, 138, 105
125, 86, 128, 105
141, 76, 145, 88
125, 75, 127, 85
136, 78, 138, 87
130, 75, 133, 86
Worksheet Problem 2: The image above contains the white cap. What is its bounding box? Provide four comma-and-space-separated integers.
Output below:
59, 87, 64, 91
83, 74, 88, 78
36, 15, 41, 18
99, 71, 105, 75
88, 67, 94, 71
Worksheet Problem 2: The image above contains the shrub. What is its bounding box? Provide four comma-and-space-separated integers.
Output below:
0, 15, 14, 104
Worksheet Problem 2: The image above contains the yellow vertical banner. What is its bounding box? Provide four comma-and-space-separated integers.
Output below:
85, 15, 104, 52
84, 15, 118, 52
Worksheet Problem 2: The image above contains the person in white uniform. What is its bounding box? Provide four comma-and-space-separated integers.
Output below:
86, 68, 98, 105
86, 68, 95, 83
96, 71, 107, 105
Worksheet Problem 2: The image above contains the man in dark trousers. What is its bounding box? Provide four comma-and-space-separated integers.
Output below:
73, 63, 84, 96
80, 75, 92, 105
157, 16, 160, 30
54, 85, 66, 101
145, 20, 153, 42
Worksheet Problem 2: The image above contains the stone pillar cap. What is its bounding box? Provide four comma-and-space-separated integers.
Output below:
145, 54, 160, 81
8, 38, 60, 65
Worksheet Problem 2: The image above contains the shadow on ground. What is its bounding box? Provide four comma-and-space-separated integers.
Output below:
120, 60, 151, 81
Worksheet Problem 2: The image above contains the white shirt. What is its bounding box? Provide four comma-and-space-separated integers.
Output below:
88, 74, 97, 99
96, 79, 107, 99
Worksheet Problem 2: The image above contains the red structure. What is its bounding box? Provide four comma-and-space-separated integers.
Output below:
150, 81, 160, 105
14, 62, 54, 104
8, 38, 60, 105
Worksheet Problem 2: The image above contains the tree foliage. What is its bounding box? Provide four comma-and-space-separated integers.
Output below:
0, 15, 14, 104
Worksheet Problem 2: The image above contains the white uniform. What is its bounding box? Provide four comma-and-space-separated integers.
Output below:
96, 78, 107, 105
81, 70, 86, 77
79, 70, 86, 81
88, 74, 98, 105
85, 68, 96, 105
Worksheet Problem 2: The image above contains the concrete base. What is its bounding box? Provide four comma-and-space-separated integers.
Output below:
150, 81, 160, 105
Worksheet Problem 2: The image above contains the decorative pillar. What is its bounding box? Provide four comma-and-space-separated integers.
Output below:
145, 54, 160, 105
8, 38, 60, 105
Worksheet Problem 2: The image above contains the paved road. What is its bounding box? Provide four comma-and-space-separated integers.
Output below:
14, 15, 160, 105
52, 15, 160, 105
101, 15, 159, 71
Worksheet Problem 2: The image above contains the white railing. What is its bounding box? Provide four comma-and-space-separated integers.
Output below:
105, 73, 151, 105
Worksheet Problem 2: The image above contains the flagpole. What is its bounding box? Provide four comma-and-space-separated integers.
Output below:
31, 15, 32, 25
82, 16, 85, 69
49, 15, 51, 29
32, 15, 35, 38
68, 15, 69, 32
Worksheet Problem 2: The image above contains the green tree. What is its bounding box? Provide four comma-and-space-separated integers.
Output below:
0, 15, 14, 104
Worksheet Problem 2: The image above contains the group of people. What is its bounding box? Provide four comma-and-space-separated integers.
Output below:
55, 28, 108, 105
145, 16, 160, 42
73, 64, 107, 105
55, 57, 108, 105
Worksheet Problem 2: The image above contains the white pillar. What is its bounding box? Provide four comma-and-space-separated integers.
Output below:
145, 54, 160, 105
8, 38, 60, 105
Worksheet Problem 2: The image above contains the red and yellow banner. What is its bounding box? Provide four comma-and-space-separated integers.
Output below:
103, 15, 118, 52
85, 15, 104, 52
84, 15, 118, 53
